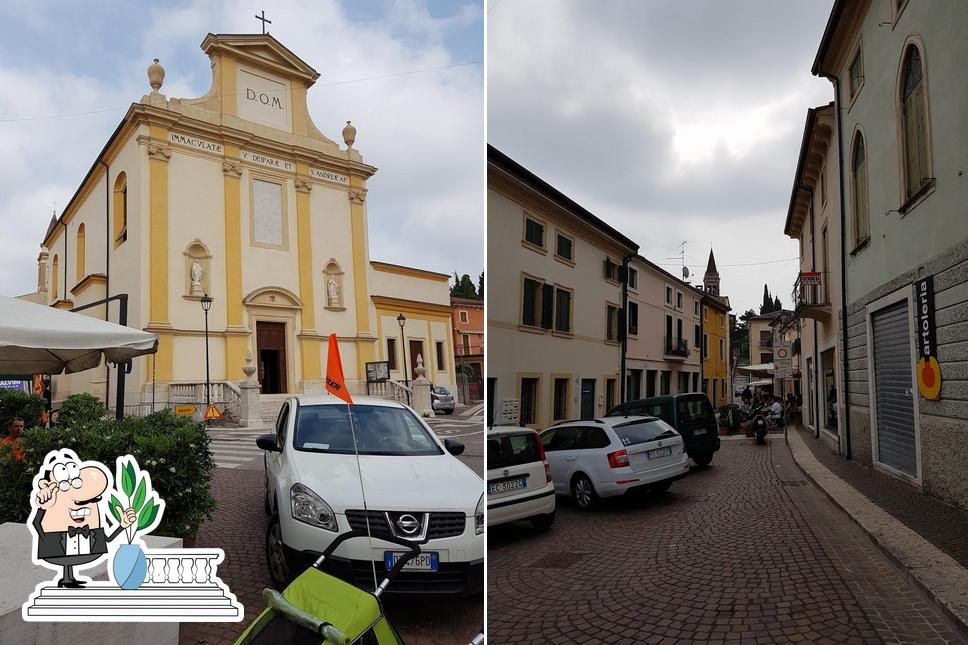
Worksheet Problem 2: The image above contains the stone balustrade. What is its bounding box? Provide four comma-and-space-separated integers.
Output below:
145, 549, 222, 585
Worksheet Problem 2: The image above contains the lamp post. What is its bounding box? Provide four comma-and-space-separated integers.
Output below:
200, 294, 213, 421
397, 313, 411, 406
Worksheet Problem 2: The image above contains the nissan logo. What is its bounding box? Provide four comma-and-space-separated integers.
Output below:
658, 440, 663, 447
396, 514, 420, 535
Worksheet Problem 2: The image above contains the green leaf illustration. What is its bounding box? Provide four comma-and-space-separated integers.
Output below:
132, 478, 147, 513
122, 461, 135, 497
109, 495, 122, 523
137, 498, 156, 530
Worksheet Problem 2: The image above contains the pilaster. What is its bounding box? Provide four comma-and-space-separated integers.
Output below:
296, 163, 321, 381
222, 146, 246, 380
349, 176, 374, 375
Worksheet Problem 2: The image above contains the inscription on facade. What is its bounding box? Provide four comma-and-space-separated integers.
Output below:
241, 150, 294, 172
310, 167, 349, 185
168, 132, 223, 154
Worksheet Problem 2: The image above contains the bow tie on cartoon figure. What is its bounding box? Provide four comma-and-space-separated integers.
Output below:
31, 449, 137, 588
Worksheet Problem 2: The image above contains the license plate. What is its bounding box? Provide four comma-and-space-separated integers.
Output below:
692, 428, 707, 436
488, 478, 527, 494
647, 447, 672, 459
385, 551, 438, 571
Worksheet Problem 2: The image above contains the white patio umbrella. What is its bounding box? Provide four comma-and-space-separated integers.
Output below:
0, 295, 157, 375
735, 362, 775, 375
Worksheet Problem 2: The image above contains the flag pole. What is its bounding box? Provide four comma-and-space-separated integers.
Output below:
325, 334, 377, 590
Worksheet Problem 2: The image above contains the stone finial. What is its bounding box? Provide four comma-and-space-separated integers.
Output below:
414, 354, 426, 379
342, 120, 356, 148
148, 58, 165, 92
242, 350, 257, 382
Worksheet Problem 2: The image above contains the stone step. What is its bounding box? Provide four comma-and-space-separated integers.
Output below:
25, 583, 241, 619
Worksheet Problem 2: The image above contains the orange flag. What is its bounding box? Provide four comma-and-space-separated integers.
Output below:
325, 333, 353, 404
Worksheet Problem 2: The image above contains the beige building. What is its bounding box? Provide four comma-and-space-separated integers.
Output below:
785, 103, 844, 449
487, 146, 638, 429
30, 34, 456, 413
624, 257, 702, 401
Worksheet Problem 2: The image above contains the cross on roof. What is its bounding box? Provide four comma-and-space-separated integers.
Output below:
254, 10, 271, 35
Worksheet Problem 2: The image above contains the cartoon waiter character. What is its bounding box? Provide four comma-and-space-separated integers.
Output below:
30, 449, 137, 587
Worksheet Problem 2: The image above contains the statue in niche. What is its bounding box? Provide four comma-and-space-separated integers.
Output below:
327, 278, 340, 306
191, 259, 204, 295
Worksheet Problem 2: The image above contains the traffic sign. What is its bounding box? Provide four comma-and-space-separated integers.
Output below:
204, 403, 223, 420
174, 404, 197, 416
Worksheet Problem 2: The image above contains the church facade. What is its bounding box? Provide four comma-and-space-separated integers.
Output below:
34, 34, 456, 408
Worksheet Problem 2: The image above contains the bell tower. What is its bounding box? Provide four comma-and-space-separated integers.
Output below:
703, 248, 720, 296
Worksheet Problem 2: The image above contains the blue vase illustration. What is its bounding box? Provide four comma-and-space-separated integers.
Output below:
113, 543, 147, 590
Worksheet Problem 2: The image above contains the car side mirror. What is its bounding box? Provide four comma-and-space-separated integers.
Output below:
444, 438, 465, 456
256, 433, 280, 452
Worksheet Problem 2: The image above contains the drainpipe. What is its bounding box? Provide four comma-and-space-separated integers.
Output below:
100, 160, 111, 410
830, 77, 853, 460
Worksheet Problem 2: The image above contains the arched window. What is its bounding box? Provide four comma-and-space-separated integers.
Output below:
76, 223, 86, 283
900, 44, 930, 200
113, 172, 127, 247
51, 255, 59, 300
852, 133, 869, 246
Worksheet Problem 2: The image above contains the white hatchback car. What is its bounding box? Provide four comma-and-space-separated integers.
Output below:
258, 396, 484, 597
486, 426, 555, 529
540, 416, 689, 510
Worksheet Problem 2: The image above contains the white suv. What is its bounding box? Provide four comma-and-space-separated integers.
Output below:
258, 396, 484, 597
486, 426, 555, 529
540, 416, 689, 510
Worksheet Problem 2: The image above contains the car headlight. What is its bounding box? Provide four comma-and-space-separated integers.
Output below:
290, 483, 338, 532
475, 492, 484, 535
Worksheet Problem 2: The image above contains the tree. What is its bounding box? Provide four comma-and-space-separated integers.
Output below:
739, 308, 756, 323
478, 271, 484, 298
450, 273, 478, 298
773, 295, 782, 312
760, 284, 773, 315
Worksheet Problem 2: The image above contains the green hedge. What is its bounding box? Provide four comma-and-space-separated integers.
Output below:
0, 410, 216, 539
0, 389, 46, 432
56, 392, 106, 428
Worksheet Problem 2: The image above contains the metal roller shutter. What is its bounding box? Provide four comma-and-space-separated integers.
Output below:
872, 300, 917, 477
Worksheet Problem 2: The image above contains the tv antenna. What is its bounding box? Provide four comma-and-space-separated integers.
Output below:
666, 241, 688, 281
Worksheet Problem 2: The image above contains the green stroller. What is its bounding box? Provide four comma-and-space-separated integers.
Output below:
235, 530, 484, 644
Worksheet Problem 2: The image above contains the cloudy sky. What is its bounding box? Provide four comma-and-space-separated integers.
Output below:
0, 0, 483, 297
488, 0, 835, 316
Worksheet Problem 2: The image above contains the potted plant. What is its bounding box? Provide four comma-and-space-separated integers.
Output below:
109, 457, 164, 589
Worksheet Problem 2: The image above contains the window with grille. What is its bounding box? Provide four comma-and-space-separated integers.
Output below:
520, 378, 539, 425
387, 339, 397, 370
553, 378, 568, 421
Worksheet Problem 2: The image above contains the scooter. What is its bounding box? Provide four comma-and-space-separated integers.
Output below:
751, 409, 768, 445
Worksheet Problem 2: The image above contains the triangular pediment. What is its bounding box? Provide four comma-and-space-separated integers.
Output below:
201, 33, 320, 86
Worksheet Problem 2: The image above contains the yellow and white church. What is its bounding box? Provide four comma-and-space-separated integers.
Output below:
30, 33, 457, 411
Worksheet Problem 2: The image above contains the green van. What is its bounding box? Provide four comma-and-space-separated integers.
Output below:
606, 393, 721, 466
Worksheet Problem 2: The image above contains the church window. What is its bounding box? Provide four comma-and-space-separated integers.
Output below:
251, 177, 287, 249
523, 216, 545, 249
899, 43, 932, 204
387, 339, 397, 370
435, 342, 445, 371
113, 172, 127, 247
75, 224, 86, 283
51, 255, 59, 300
852, 132, 870, 247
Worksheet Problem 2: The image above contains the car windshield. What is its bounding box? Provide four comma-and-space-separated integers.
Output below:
432, 387, 450, 395
612, 419, 675, 446
293, 404, 443, 456
677, 396, 713, 424
488, 432, 539, 469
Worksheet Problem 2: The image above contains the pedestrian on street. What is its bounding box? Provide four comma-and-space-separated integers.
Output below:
1, 416, 26, 461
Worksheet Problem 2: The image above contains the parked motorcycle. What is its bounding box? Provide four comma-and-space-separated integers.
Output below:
751, 411, 768, 445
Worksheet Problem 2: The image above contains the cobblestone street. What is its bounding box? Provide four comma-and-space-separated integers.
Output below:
488, 436, 966, 644
180, 417, 483, 644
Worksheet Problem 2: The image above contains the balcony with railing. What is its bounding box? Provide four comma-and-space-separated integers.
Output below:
793, 271, 831, 321
455, 342, 484, 358
664, 336, 689, 359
